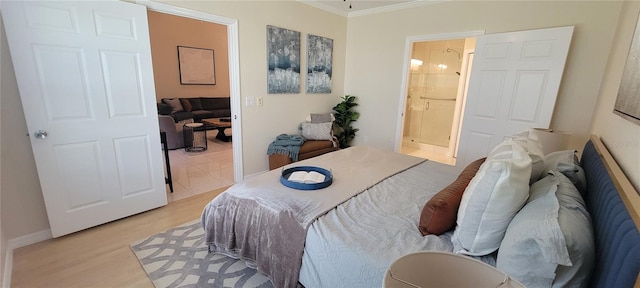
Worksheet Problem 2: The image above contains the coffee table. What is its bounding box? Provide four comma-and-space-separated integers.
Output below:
202, 117, 232, 142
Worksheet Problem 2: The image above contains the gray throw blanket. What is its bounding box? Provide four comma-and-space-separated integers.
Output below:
202, 146, 425, 288
266, 134, 305, 161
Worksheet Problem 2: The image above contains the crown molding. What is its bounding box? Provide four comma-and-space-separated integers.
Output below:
298, 0, 349, 17
349, 0, 447, 17
298, 0, 448, 18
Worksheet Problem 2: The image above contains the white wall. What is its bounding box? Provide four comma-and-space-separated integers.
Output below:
591, 0, 640, 190
344, 1, 622, 152
0, 17, 50, 241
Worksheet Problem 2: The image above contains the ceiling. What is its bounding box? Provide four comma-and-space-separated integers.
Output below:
300, 0, 444, 17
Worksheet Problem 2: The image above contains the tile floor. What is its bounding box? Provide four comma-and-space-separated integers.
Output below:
400, 141, 457, 166
164, 136, 234, 202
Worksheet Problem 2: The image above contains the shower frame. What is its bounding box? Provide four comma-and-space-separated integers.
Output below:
394, 30, 484, 161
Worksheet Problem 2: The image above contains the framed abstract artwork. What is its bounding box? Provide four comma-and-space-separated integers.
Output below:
267, 25, 301, 94
615, 14, 640, 125
307, 34, 333, 93
177, 46, 216, 85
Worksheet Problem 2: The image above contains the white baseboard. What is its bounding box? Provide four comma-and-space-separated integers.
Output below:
3, 249, 11, 288
8, 229, 52, 250
2, 229, 52, 288
243, 170, 267, 180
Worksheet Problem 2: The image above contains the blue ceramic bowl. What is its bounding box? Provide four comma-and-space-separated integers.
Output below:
280, 166, 333, 190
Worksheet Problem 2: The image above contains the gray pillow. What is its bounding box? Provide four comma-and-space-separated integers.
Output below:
299, 122, 332, 140
496, 173, 571, 287
544, 150, 586, 195
306, 113, 334, 123
162, 98, 183, 113
496, 171, 595, 288
551, 171, 595, 287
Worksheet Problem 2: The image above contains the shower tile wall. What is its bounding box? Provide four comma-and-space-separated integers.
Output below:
406, 39, 465, 147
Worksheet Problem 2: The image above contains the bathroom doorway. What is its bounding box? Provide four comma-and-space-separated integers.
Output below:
399, 37, 476, 165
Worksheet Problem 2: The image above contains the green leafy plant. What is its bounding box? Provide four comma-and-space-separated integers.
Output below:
332, 95, 359, 148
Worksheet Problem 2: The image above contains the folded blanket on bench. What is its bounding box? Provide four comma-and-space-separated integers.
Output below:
267, 134, 306, 161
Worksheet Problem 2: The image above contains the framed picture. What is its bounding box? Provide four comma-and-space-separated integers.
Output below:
615, 14, 640, 125
177, 46, 216, 85
267, 25, 301, 94
307, 34, 333, 93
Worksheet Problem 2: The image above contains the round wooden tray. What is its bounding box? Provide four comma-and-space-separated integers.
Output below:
280, 166, 333, 190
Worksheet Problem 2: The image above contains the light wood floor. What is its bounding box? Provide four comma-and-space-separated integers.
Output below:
10, 187, 227, 288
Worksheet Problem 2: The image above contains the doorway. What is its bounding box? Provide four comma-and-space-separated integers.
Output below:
145, 10, 236, 200
399, 37, 476, 165
141, 1, 244, 183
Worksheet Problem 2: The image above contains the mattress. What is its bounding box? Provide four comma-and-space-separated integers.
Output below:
299, 160, 471, 288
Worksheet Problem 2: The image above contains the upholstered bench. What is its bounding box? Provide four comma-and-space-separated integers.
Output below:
269, 140, 338, 170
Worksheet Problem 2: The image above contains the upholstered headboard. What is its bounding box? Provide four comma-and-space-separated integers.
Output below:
581, 136, 640, 287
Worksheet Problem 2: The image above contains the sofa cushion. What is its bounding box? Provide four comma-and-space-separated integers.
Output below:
191, 110, 217, 120
211, 109, 231, 118
170, 111, 193, 122
190, 111, 231, 121
157, 103, 172, 115
162, 98, 184, 113
187, 98, 204, 111
200, 97, 230, 110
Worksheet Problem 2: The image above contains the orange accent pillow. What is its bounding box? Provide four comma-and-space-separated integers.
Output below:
419, 157, 486, 236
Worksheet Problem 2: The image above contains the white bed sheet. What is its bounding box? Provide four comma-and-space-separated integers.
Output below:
299, 160, 464, 288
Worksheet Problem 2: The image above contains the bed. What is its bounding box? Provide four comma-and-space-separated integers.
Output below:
202, 135, 640, 288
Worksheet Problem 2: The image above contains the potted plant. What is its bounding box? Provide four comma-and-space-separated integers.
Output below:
332, 95, 359, 148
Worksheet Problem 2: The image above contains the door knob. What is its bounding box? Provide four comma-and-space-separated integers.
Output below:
34, 130, 48, 139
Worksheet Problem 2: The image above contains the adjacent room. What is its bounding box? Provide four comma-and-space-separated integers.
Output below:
1, 0, 639, 287
148, 10, 235, 201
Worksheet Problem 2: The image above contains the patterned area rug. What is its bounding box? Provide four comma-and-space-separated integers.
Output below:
131, 220, 272, 288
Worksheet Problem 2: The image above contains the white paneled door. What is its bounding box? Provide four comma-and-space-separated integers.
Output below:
3, 1, 167, 237
456, 26, 574, 167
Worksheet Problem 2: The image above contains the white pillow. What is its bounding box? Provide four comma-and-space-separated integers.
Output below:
300, 122, 332, 140
496, 173, 572, 287
512, 130, 546, 183
452, 139, 532, 256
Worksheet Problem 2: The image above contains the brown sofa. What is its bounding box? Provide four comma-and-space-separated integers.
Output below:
268, 140, 339, 170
